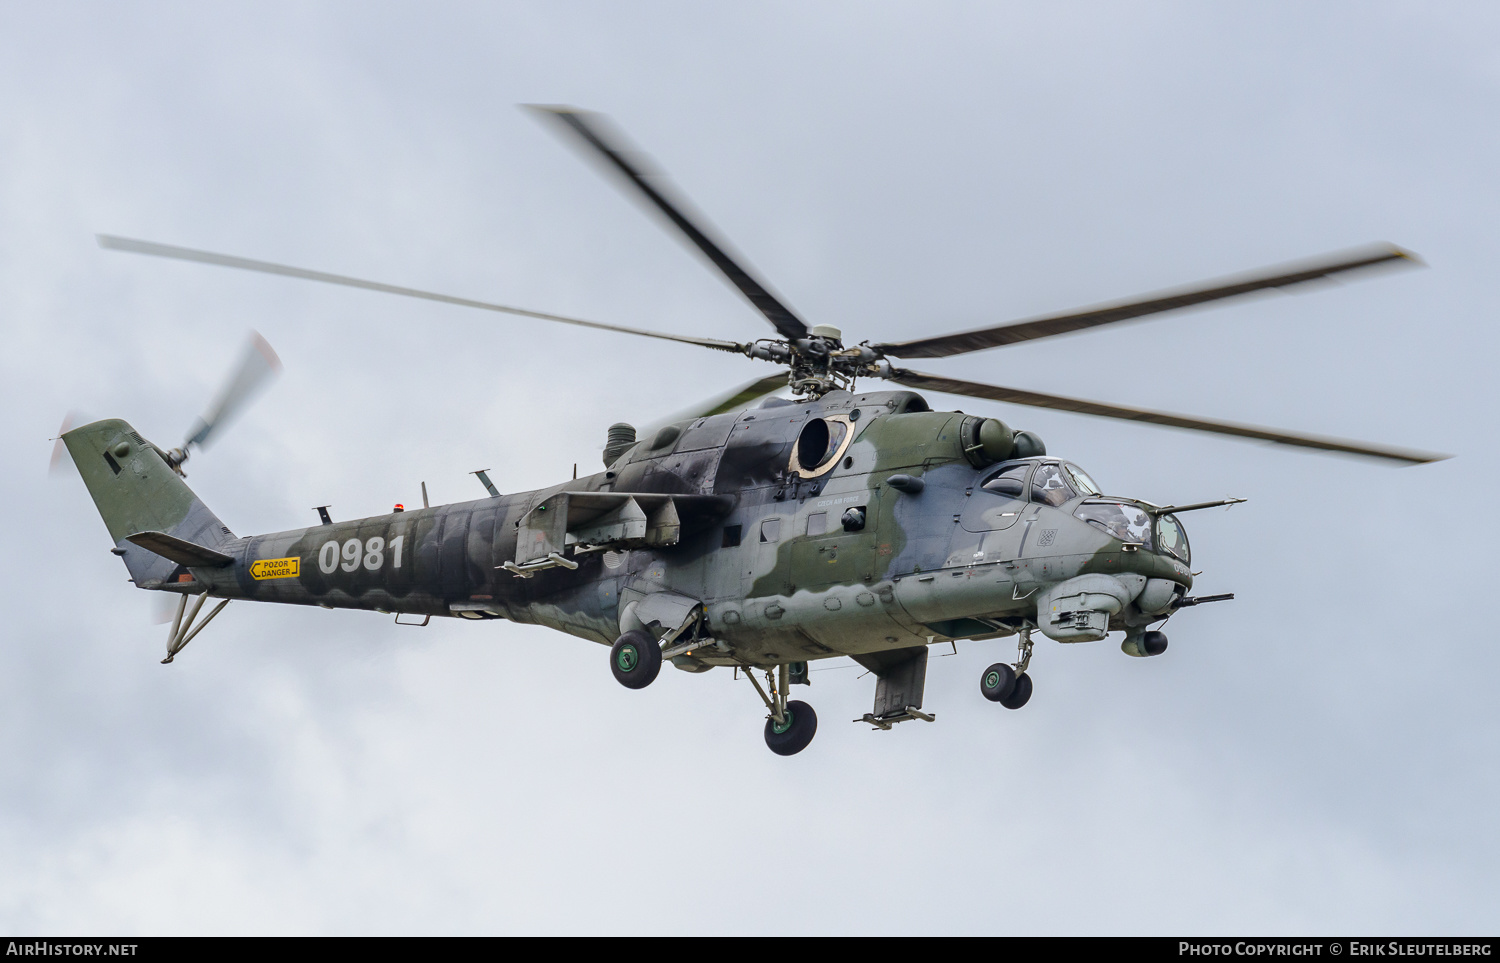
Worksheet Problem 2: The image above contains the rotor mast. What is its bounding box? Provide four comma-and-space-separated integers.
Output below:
742, 325, 884, 399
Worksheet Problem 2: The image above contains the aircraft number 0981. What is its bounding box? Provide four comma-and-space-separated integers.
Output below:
317, 536, 405, 574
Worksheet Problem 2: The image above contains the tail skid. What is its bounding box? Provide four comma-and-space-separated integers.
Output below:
160, 593, 230, 663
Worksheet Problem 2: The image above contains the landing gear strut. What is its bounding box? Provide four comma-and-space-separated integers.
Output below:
743, 663, 817, 755
980, 624, 1034, 710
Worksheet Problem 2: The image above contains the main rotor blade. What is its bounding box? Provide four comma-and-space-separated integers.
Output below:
874, 244, 1420, 360
885, 368, 1447, 464
526, 105, 811, 342
689, 371, 792, 419
186, 331, 282, 448
637, 371, 789, 439
97, 235, 745, 354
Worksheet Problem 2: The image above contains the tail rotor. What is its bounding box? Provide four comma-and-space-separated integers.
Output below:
164, 330, 282, 474
50, 330, 282, 480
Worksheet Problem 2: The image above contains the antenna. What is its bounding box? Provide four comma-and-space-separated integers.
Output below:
471, 469, 500, 498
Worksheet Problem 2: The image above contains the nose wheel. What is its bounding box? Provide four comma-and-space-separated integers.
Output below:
980, 625, 1035, 710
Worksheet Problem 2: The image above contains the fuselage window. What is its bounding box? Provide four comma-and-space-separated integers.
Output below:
760, 517, 782, 542
806, 512, 827, 536
982, 463, 1030, 498
1030, 463, 1076, 507
722, 525, 742, 548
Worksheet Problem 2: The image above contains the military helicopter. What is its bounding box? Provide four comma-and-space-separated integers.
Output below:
62, 106, 1445, 756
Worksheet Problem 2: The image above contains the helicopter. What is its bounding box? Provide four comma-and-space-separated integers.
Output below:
60, 106, 1446, 756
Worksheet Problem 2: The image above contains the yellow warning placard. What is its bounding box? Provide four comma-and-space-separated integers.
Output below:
250, 557, 300, 580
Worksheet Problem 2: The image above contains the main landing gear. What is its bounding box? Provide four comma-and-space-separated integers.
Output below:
743, 662, 817, 756
609, 602, 714, 689
608, 622, 816, 756
610, 629, 663, 689
980, 624, 1034, 710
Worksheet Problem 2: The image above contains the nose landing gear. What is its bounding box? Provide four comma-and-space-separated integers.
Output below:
998, 672, 1033, 710
980, 624, 1035, 710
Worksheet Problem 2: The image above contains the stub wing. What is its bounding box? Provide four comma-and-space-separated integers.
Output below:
517, 491, 735, 563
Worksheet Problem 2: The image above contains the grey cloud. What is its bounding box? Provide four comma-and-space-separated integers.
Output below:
0, 1, 1494, 934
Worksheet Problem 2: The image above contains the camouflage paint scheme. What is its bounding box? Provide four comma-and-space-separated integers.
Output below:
64, 387, 1194, 672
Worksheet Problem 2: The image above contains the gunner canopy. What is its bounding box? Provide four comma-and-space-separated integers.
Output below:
1073, 500, 1191, 564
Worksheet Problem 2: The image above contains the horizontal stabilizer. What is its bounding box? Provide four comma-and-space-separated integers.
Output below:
126, 531, 234, 567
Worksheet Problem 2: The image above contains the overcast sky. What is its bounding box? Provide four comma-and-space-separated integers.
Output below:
2, 2, 1497, 935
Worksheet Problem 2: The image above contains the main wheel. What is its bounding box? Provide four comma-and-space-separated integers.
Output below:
610, 629, 662, 689
999, 672, 1033, 710
764, 700, 818, 756
980, 663, 1017, 702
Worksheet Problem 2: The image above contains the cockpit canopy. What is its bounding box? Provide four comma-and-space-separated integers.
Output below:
980, 459, 1101, 506
1075, 500, 1152, 543
1072, 500, 1190, 563
1155, 512, 1189, 563
977, 458, 1189, 563
980, 459, 1100, 505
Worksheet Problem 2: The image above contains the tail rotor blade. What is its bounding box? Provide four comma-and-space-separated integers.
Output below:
48, 411, 80, 476
151, 593, 179, 625
186, 331, 282, 449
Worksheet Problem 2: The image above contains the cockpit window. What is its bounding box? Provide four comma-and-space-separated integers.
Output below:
1074, 501, 1153, 544
981, 463, 1030, 498
1065, 464, 1101, 496
1157, 514, 1190, 564
1030, 463, 1076, 507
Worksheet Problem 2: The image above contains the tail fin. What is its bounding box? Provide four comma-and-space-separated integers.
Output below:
64, 418, 234, 588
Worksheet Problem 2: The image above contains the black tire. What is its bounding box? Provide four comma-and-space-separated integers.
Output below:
610, 629, 662, 689
764, 700, 818, 756
1141, 631, 1168, 657
980, 662, 1017, 702
999, 672, 1033, 710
